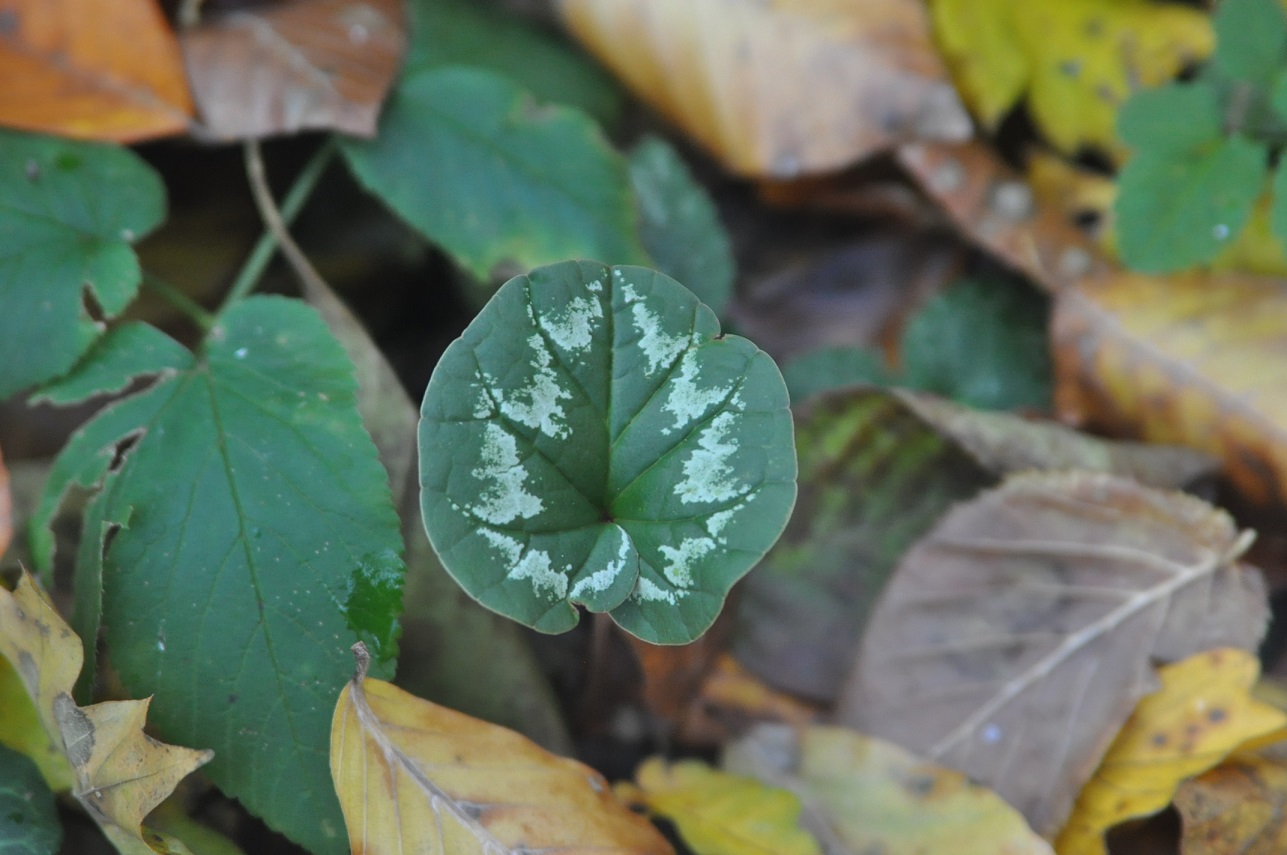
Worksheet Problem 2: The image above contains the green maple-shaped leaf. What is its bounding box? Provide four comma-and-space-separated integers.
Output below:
0, 130, 164, 400
31, 299, 404, 855
419, 261, 796, 644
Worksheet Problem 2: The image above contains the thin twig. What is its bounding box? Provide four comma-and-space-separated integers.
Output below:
240, 140, 335, 302
142, 273, 215, 331
222, 139, 337, 311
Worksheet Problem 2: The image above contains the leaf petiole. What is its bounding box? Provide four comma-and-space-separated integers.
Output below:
141, 273, 215, 331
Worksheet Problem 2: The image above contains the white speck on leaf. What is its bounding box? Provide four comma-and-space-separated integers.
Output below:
490, 335, 571, 438
663, 351, 732, 434
658, 537, 714, 588
705, 498, 747, 543
677, 412, 743, 503
471, 424, 542, 524
634, 577, 679, 604
234, 347, 248, 359
480, 530, 567, 599
586, 277, 604, 293
982, 724, 1002, 744
622, 283, 686, 376
539, 296, 601, 353
569, 531, 631, 598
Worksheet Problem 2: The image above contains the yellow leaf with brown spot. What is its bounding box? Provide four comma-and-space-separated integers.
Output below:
558, 0, 971, 177
1174, 746, 1287, 854
932, 0, 1212, 160
620, 757, 820, 855
725, 724, 1053, 855
330, 643, 673, 855
1053, 270, 1287, 507
1055, 649, 1286, 855
0, 571, 212, 855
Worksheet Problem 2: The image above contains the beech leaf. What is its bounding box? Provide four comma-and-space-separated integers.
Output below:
1057, 648, 1287, 855
0, 571, 212, 855
618, 757, 820, 855
330, 643, 674, 855
1174, 745, 1287, 854
180, 0, 405, 140
837, 471, 1269, 836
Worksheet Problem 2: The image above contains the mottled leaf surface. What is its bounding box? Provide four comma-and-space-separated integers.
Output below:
420, 261, 795, 644
0, 131, 165, 399
32, 298, 404, 855
838, 472, 1268, 836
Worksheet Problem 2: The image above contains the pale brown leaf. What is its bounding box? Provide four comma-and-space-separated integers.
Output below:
836, 472, 1268, 836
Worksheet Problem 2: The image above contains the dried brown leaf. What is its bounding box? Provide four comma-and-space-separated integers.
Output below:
837, 472, 1268, 836
181, 0, 404, 140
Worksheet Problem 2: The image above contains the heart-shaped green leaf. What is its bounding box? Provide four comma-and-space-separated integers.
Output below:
419, 261, 796, 644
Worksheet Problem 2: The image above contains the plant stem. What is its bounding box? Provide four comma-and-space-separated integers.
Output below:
220, 138, 338, 311
142, 273, 215, 331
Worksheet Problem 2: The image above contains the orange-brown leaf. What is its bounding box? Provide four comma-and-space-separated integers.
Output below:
1174, 746, 1287, 854
1053, 270, 1287, 507
330, 644, 674, 855
180, 0, 404, 140
559, 0, 971, 177
0, 0, 192, 141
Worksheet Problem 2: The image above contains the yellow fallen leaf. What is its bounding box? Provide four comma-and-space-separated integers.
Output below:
0, 571, 212, 855
620, 757, 821, 855
1053, 269, 1287, 507
725, 724, 1053, 855
330, 643, 674, 855
0, 655, 74, 791
1055, 649, 1287, 855
932, 0, 1212, 160
559, 0, 971, 177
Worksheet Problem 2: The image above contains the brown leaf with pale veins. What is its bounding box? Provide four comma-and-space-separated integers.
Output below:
0, 571, 212, 855
1054, 270, 1287, 509
331, 643, 674, 855
181, 0, 404, 140
898, 141, 1110, 293
837, 472, 1268, 837
558, 0, 971, 177
0, 0, 193, 141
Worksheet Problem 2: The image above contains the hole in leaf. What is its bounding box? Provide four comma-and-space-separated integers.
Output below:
108, 430, 143, 472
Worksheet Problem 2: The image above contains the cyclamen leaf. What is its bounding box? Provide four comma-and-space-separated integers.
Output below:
34, 297, 405, 855
1214, 0, 1287, 86
0, 130, 165, 400
0, 745, 62, 855
419, 261, 795, 645
340, 67, 648, 279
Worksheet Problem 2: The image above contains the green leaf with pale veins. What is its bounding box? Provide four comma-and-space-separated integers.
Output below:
340, 67, 649, 280
419, 261, 795, 644
629, 136, 735, 316
0, 744, 62, 855
0, 130, 165, 400
32, 297, 404, 855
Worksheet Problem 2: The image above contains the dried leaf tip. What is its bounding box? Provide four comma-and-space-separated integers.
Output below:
351, 642, 371, 683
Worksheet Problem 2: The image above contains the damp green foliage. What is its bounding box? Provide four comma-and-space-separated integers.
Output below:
629, 136, 736, 317
32, 299, 405, 855
419, 261, 796, 645
340, 66, 649, 280
0, 130, 165, 400
0, 745, 62, 855
1114, 0, 1287, 272
782, 278, 1050, 411
732, 388, 992, 701
404, 0, 624, 126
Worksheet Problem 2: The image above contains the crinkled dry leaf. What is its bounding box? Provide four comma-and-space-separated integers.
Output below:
181, 0, 404, 140
559, 0, 971, 177
1054, 270, 1287, 508
837, 472, 1268, 837
0, 572, 212, 854
1057, 649, 1287, 855
932, 0, 1211, 159
725, 724, 1052, 855
1174, 745, 1287, 855
898, 141, 1110, 293
0, 0, 192, 141
619, 757, 821, 855
330, 644, 673, 855
676, 655, 821, 748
